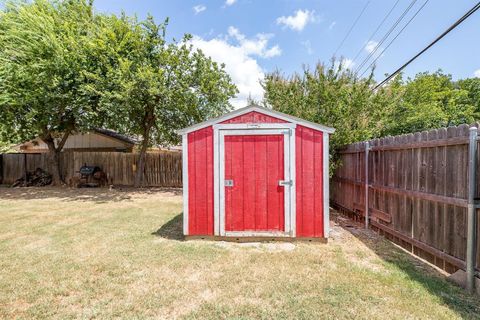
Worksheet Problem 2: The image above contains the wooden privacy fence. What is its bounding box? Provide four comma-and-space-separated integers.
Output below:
331, 123, 480, 292
0, 151, 182, 187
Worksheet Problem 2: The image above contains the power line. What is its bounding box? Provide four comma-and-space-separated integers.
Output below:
354, 0, 417, 74
333, 1, 370, 57
359, 0, 430, 78
374, 1, 480, 90
352, 0, 401, 64
354, 0, 418, 75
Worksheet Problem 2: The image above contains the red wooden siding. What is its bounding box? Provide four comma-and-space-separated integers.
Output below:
296, 125, 324, 237
188, 126, 214, 235
221, 111, 287, 124
186, 111, 327, 238
224, 135, 285, 231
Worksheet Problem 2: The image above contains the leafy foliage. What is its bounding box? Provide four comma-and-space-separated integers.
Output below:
262, 61, 398, 152
88, 14, 237, 185
384, 71, 478, 136
91, 16, 237, 147
0, 0, 237, 186
0, 0, 106, 183
263, 63, 480, 154
0, 0, 103, 139
457, 77, 480, 116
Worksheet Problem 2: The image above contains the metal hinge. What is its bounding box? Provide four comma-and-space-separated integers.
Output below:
225, 179, 234, 187
278, 180, 293, 187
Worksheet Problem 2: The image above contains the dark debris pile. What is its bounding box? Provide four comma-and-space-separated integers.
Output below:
12, 168, 52, 187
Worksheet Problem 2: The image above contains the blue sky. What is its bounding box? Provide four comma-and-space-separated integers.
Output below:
93, 0, 480, 107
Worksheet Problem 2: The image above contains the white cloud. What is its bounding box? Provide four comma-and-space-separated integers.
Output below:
227, 26, 281, 59
365, 40, 378, 54
343, 58, 355, 70
334, 58, 355, 70
474, 69, 480, 78
276, 9, 318, 32
225, 0, 237, 6
193, 4, 206, 14
329, 21, 336, 30
301, 40, 313, 55
189, 27, 281, 108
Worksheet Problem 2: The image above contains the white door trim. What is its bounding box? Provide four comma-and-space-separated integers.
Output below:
323, 133, 330, 238
213, 127, 296, 237
213, 123, 296, 130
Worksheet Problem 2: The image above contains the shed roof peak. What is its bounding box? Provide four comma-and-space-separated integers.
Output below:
177, 105, 335, 135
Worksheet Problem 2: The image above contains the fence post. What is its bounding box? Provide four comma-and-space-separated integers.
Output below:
467, 126, 478, 293
0, 153, 3, 184
365, 141, 370, 229
23, 153, 27, 187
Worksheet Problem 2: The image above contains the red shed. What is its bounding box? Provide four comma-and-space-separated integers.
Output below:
178, 105, 335, 241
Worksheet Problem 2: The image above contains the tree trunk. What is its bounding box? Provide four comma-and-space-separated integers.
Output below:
134, 113, 154, 188
42, 130, 71, 186
45, 140, 63, 186
134, 137, 150, 188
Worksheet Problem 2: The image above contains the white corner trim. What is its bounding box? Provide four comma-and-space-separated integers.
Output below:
182, 134, 189, 236
177, 105, 335, 135
213, 127, 220, 236
323, 133, 330, 238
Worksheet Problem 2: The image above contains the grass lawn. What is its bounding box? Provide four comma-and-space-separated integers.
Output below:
0, 187, 479, 319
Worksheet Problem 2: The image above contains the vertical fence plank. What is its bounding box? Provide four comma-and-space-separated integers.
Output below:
332, 122, 480, 281
0, 151, 182, 187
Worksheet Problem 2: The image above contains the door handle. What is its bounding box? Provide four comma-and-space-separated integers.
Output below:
278, 180, 292, 187
225, 179, 234, 187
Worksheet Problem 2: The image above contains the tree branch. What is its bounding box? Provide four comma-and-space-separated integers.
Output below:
56, 129, 71, 152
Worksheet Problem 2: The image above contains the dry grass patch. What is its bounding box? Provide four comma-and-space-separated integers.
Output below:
0, 187, 479, 319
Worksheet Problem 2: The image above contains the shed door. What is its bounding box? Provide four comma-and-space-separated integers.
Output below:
224, 135, 285, 232
219, 128, 294, 236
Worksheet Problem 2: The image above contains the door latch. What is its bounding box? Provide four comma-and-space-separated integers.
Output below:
225, 179, 234, 187
278, 180, 293, 187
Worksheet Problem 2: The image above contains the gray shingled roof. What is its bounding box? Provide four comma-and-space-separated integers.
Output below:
94, 128, 139, 145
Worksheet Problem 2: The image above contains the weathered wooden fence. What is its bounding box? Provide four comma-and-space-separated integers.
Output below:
0, 151, 182, 187
332, 123, 480, 290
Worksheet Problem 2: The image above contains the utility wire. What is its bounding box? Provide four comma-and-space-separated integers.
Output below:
359, 0, 430, 78
352, 0, 401, 64
354, 0, 418, 75
333, 0, 370, 57
374, 1, 480, 90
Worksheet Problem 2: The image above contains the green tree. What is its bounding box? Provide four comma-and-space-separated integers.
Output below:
92, 16, 237, 187
457, 77, 480, 115
0, 1, 236, 187
384, 71, 477, 135
263, 63, 480, 158
0, 0, 105, 184
263, 60, 399, 153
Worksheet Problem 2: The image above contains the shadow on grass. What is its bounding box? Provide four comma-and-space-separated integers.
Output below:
0, 186, 181, 204
333, 210, 480, 319
152, 213, 185, 241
